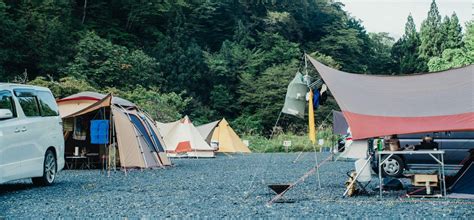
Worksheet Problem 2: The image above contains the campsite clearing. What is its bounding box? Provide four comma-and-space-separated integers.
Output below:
0, 153, 472, 218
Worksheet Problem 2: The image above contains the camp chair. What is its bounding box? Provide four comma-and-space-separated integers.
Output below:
343, 157, 372, 197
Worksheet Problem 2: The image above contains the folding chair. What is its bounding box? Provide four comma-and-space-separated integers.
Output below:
344, 158, 372, 197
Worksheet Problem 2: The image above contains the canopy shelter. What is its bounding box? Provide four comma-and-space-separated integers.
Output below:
197, 118, 251, 153
57, 92, 170, 169
307, 54, 474, 140
157, 116, 215, 158
332, 110, 349, 135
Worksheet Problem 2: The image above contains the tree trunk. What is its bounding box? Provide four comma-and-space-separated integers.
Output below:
81, 0, 87, 24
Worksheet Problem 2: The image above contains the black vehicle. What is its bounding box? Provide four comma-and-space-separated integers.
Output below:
372, 131, 474, 177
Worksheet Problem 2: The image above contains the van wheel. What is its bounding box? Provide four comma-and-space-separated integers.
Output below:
381, 155, 404, 178
32, 149, 57, 186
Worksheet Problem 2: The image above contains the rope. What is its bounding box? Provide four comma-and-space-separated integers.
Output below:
243, 111, 283, 200
292, 110, 333, 163
267, 154, 333, 206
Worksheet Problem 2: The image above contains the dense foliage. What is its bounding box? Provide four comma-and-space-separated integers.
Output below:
1, 0, 472, 135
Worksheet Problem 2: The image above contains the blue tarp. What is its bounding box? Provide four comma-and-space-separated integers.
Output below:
90, 120, 109, 144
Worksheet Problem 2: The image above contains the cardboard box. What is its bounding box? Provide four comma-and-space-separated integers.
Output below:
412, 174, 438, 187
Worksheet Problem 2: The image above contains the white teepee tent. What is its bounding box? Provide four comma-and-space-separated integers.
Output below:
157, 116, 215, 158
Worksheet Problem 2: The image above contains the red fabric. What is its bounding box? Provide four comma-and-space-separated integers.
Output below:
344, 111, 474, 140
175, 141, 192, 153
57, 96, 100, 103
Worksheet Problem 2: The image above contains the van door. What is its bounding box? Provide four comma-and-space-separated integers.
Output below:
13, 89, 45, 177
0, 90, 26, 182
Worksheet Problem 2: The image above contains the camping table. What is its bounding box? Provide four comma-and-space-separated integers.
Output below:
377, 150, 446, 199
65, 156, 90, 169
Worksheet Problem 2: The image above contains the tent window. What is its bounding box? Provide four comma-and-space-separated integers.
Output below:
143, 118, 165, 152
128, 114, 156, 152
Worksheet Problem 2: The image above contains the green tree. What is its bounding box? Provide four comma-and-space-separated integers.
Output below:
107, 86, 191, 122
64, 31, 162, 89
368, 32, 396, 74
419, 0, 443, 60
428, 21, 474, 71
392, 14, 426, 74
441, 13, 463, 51
29, 76, 97, 98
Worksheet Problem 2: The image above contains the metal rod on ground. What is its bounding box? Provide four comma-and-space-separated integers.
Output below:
342, 155, 372, 197
267, 154, 332, 206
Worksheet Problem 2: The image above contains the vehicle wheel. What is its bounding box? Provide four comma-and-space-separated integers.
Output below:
381, 155, 404, 178
32, 149, 57, 186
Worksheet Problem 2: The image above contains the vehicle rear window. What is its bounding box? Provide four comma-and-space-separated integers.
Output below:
0, 90, 17, 119
37, 91, 59, 117
17, 96, 41, 117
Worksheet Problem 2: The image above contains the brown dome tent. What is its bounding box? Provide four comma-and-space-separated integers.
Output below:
57, 92, 170, 170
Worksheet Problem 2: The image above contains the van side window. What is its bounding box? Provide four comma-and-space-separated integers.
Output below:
37, 91, 59, 117
17, 96, 41, 117
0, 90, 17, 119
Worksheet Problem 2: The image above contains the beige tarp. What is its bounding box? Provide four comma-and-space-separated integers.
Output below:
63, 94, 112, 118
58, 99, 98, 118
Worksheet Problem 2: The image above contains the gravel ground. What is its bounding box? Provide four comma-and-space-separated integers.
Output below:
1, 153, 473, 218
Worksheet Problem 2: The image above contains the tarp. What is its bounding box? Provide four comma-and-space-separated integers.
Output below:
57, 92, 135, 118
282, 72, 308, 119
59, 91, 136, 107
333, 110, 349, 135
62, 94, 112, 118
198, 118, 251, 153
157, 116, 215, 158
307, 54, 474, 140
90, 120, 109, 144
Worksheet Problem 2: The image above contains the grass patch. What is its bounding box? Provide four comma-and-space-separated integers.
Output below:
243, 129, 339, 153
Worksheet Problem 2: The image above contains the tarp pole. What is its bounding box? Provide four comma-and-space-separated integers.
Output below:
313, 143, 322, 189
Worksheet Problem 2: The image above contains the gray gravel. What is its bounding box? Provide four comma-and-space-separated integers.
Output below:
1, 153, 473, 218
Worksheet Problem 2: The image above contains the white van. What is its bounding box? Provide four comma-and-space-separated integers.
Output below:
0, 83, 64, 185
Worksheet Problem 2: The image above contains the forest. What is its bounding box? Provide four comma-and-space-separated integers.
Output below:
0, 0, 473, 135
